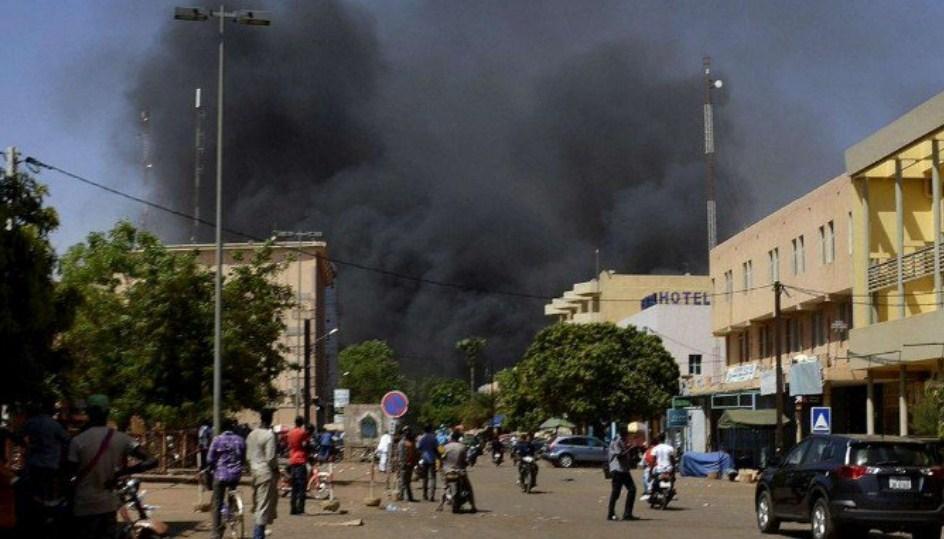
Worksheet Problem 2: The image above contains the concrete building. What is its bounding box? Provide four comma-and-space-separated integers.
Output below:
545, 272, 712, 324
166, 241, 337, 428
845, 89, 944, 437
702, 174, 858, 438
619, 304, 725, 453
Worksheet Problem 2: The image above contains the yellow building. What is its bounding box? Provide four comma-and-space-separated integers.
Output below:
166, 241, 337, 428
845, 89, 944, 436
705, 174, 861, 433
545, 272, 711, 324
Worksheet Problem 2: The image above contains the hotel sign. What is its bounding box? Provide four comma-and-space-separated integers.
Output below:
641, 291, 712, 310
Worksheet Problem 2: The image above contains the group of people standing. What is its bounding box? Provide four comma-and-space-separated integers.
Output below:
375, 424, 479, 511
1, 395, 158, 539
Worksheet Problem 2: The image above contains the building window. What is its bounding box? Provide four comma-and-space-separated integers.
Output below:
820, 222, 835, 265
738, 330, 751, 362
812, 311, 826, 347
792, 238, 799, 275
724, 270, 733, 301
768, 248, 779, 284
688, 354, 702, 376
742, 260, 753, 293
798, 235, 805, 273
847, 211, 853, 256
760, 325, 772, 358
827, 220, 835, 263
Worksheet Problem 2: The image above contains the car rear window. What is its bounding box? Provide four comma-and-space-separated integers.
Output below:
849, 443, 940, 467
560, 438, 587, 446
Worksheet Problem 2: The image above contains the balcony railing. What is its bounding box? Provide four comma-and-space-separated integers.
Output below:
868, 243, 943, 292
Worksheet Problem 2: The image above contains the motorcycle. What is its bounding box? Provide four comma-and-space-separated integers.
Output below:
647, 469, 676, 510
438, 470, 473, 514
518, 456, 537, 493
492, 448, 504, 466
117, 478, 168, 538
467, 444, 482, 467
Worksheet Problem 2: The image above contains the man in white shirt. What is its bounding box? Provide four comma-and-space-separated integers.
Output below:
651, 433, 676, 474
246, 409, 278, 539
376, 431, 393, 472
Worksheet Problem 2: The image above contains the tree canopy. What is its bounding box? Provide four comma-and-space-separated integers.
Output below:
338, 340, 405, 403
0, 169, 75, 407
59, 222, 294, 426
497, 322, 679, 430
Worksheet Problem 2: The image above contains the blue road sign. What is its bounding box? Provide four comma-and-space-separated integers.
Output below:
811, 406, 831, 434
381, 390, 409, 418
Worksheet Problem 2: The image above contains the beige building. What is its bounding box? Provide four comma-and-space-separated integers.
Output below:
705, 174, 861, 432
545, 272, 711, 324
845, 88, 944, 436
167, 241, 337, 428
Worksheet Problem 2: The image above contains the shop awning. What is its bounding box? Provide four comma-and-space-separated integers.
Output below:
718, 409, 791, 429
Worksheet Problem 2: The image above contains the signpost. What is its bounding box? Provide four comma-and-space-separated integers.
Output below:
334, 388, 350, 408
381, 390, 409, 419
811, 406, 831, 435
667, 409, 689, 428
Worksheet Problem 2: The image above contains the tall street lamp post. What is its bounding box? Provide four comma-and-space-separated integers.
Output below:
174, 5, 270, 434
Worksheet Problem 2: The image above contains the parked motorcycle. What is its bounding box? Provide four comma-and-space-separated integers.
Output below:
647, 470, 676, 510
518, 456, 538, 493
117, 478, 168, 538
438, 470, 473, 514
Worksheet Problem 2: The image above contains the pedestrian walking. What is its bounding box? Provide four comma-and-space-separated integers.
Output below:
198, 420, 214, 490
207, 419, 246, 539
397, 427, 418, 502
376, 431, 392, 473
417, 425, 440, 501
286, 417, 308, 515
66, 395, 157, 539
606, 427, 638, 522
246, 409, 278, 539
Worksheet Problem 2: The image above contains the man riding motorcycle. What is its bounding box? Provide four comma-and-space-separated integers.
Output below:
644, 433, 677, 506
512, 433, 539, 490
438, 431, 477, 513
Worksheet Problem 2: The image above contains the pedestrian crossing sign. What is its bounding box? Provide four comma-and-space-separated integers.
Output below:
811, 406, 831, 434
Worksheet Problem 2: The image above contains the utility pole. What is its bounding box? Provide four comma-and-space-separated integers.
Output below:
5, 147, 18, 178
303, 319, 312, 426
192, 88, 206, 243
773, 281, 785, 452
703, 57, 723, 254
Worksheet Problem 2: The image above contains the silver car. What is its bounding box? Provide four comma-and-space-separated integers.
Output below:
544, 436, 607, 468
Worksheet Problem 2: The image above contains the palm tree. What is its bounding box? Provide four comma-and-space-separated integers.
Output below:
456, 337, 486, 394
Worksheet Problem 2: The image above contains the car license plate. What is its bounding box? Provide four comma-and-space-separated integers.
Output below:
660, 481, 672, 489
889, 477, 912, 490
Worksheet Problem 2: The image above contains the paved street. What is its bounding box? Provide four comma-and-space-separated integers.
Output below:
141, 462, 916, 538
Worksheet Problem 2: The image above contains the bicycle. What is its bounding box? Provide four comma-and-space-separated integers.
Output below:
218, 486, 244, 539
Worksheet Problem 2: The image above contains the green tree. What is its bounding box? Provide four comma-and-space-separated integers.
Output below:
413, 377, 468, 428
0, 167, 75, 407
339, 340, 405, 403
500, 323, 679, 429
456, 337, 486, 394
59, 222, 294, 426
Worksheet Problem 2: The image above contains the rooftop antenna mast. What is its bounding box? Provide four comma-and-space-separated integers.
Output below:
139, 109, 153, 231
192, 88, 206, 243
703, 57, 723, 254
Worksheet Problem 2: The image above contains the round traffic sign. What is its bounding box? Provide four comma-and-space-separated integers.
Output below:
381, 390, 409, 418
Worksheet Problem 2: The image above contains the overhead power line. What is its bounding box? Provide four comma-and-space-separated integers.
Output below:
25, 155, 767, 303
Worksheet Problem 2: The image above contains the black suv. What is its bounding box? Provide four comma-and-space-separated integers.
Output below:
755, 434, 944, 539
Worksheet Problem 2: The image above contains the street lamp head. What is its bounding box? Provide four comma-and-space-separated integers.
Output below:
236, 10, 271, 26
713, 79, 723, 89
328, 328, 339, 336
174, 7, 209, 21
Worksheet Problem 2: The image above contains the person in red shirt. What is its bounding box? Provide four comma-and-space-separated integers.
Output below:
286, 417, 309, 515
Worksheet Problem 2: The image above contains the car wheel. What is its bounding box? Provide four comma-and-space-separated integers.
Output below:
911, 524, 942, 539
810, 498, 840, 539
558, 454, 574, 468
755, 490, 780, 534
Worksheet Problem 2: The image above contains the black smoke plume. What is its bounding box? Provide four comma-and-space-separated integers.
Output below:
126, 1, 756, 375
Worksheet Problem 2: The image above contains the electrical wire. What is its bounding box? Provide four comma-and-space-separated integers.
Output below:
27, 156, 774, 303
